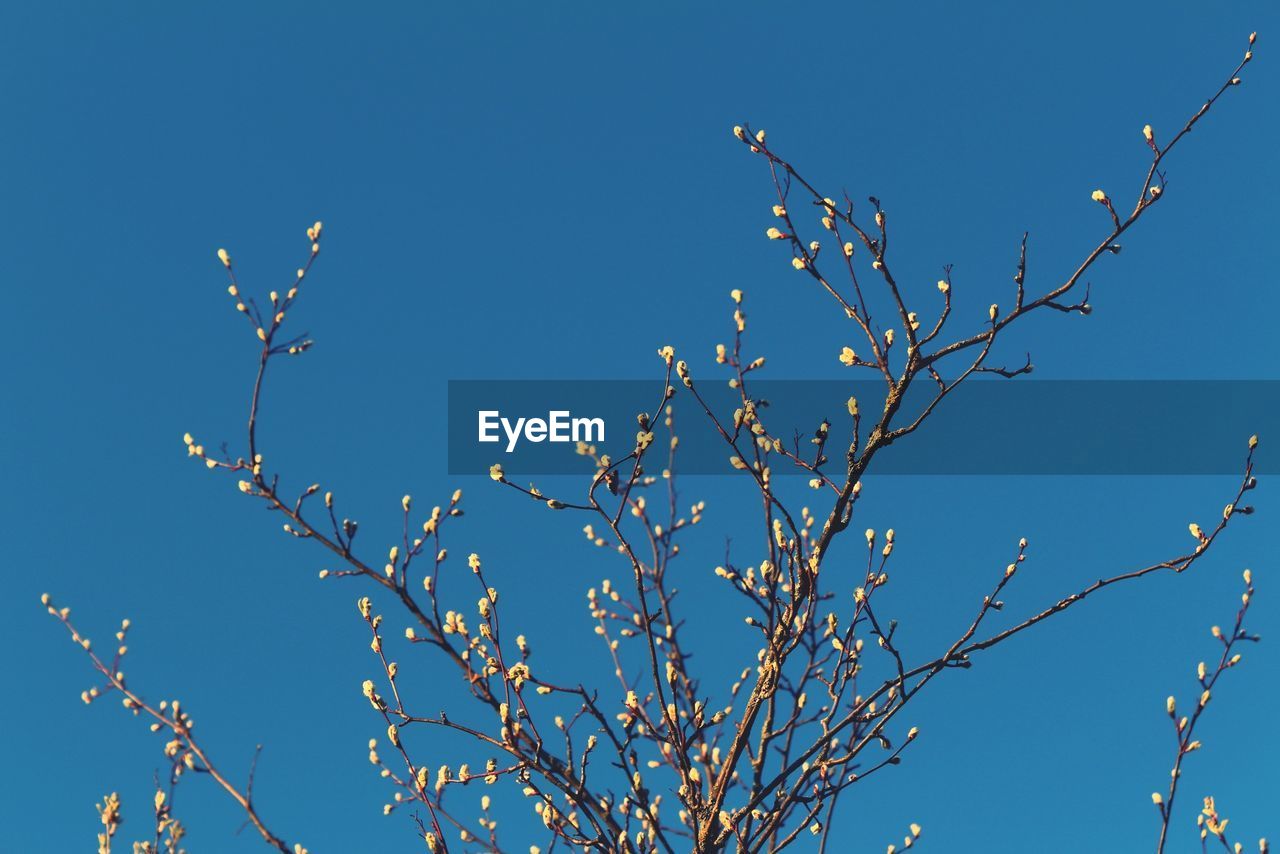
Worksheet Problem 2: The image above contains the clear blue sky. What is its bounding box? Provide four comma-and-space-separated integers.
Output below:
2, 3, 1277, 852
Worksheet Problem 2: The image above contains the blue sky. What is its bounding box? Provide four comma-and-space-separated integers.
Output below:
2, 3, 1277, 852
